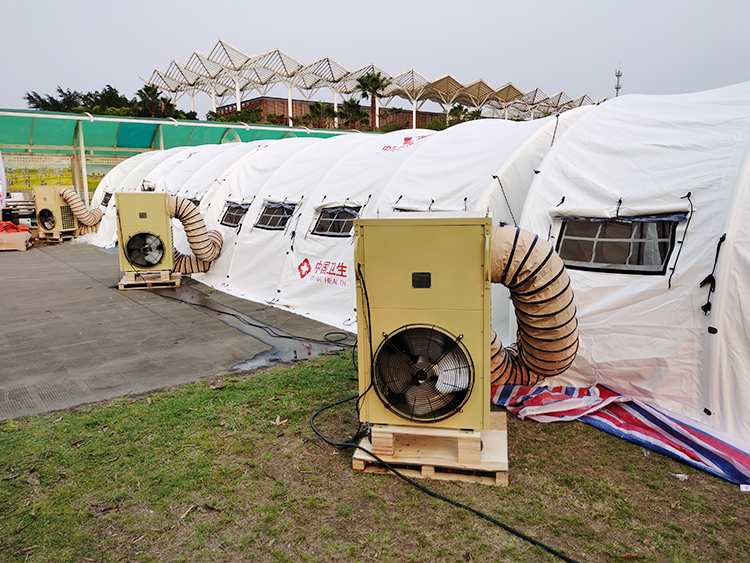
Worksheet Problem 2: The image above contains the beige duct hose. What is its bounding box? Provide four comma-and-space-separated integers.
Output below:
490, 224, 578, 386
169, 196, 224, 274
59, 188, 103, 234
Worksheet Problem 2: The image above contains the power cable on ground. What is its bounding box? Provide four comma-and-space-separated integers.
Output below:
310, 396, 581, 563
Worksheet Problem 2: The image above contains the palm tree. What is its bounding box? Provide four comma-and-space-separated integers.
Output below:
337, 98, 369, 130
136, 85, 178, 118
354, 72, 391, 131
308, 101, 336, 129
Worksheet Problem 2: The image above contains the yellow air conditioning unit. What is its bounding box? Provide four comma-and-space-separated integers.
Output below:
34, 185, 79, 237
116, 192, 173, 273
354, 213, 493, 431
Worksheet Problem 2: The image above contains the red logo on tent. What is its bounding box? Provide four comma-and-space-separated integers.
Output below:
298, 258, 312, 279
381, 134, 432, 153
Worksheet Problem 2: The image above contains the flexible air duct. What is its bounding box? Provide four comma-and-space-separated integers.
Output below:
59, 188, 103, 234
169, 196, 223, 262
168, 196, 223, 274
490, 224, 578, 386
172, 249, 211, 274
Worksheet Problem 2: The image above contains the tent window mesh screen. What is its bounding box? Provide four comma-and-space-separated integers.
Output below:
101, 192, 113, 207
312, 206, 361, 237
557, 215, 683, 274
254, 202, 296, 230
219, 202, 250, 228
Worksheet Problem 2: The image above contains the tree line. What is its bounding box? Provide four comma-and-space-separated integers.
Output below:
24, 84, 197, 119
23, 73, 482, 130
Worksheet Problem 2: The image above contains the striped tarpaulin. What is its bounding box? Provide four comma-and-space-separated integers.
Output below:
492, 384, 750, 485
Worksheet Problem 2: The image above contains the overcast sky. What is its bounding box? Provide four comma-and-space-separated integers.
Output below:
2, 0, 748, 118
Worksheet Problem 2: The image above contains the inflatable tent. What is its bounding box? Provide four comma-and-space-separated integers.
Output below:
516, 82, 750, 483
85, 94, 750, 482
89, 112, 586, 336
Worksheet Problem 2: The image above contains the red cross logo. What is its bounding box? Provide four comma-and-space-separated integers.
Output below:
298, 258, 312, 279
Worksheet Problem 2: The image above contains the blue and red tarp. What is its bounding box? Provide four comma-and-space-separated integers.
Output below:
492, 384, 750, 486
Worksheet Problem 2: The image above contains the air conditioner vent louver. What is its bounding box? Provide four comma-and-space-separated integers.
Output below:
374, 324, 474, 423
60, 205, 76, 230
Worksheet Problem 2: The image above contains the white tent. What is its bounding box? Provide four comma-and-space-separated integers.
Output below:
520, 81, 750, 453
196, 133, 372, 304
84, 89, 750, 480
89, 112, 588, 335
89, 143, 269, 250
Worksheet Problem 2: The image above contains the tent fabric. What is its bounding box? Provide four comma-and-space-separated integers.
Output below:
519, 81, 750, 458
195, 137, 326, 288
492, 385, 750, 485
196, 134, 372, 305
88, 113, 589, 333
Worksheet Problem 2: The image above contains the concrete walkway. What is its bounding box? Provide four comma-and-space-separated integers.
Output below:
0, 242, 348, 420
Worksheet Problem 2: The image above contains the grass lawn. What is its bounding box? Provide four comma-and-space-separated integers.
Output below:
1, 352, 748, 562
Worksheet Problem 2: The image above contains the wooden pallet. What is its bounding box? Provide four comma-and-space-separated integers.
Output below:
352, 410, 508, 486
118, 271, 181, 290
37, 230, 76, 242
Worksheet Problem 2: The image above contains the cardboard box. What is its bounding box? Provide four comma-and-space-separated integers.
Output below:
0, 232, 32, 251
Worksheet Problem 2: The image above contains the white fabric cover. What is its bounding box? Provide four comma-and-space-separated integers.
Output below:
520, 81, 750, 447
197, 134, 371, 305
195, 137, 324, 289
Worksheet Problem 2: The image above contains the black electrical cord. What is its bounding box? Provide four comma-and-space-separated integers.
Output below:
152, 292, 356, 349
309, 397, 581, 563
355, 262, 375, 419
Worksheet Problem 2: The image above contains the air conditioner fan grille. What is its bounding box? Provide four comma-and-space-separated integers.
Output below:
125, 232, 165, 268
373, 324, 474, 423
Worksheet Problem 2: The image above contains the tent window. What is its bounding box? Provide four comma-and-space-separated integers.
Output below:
312, 206, 361, 237
220, 202, 250, 228
254, 202, 296, 231
101, 192, 113, 207
557, 216, 682, 274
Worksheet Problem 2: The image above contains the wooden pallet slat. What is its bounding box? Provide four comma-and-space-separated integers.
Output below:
37, 230, 76, 242
118, 271, 181, 290
353, 411, 509, 486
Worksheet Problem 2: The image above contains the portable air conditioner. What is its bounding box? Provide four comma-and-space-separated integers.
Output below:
354, 213, 493, 431
33, 185, 79, 234
116, 192, 174, 273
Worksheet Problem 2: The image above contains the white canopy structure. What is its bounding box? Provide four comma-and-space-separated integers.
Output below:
143, 39, 599, 126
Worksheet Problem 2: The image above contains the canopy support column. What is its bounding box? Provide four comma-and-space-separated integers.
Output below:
235, 82, 241, 112
412, 100, 416, 129
334, 92, 339, 129
211, 84, 217, 112
375, 97, 379, 129
287, 85, 293, 126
